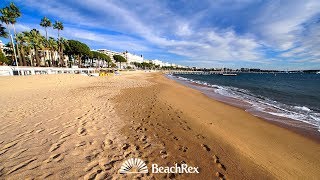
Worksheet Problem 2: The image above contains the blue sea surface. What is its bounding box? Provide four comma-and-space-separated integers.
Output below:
172, 73, 320, 129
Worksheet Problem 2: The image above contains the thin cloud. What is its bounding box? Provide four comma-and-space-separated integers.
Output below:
5, 0, 320, 68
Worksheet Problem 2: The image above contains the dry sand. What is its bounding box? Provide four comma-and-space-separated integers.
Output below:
0, 72, 319, 179
0, 72, 152, 179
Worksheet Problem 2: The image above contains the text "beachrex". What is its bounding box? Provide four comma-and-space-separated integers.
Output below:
152, 163, 199, 174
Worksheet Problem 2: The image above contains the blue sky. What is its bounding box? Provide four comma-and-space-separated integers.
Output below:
1, 0, 320, 69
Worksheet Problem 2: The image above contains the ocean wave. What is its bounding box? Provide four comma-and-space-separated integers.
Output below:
294, 106, 311, 112
171, 75, 320, 130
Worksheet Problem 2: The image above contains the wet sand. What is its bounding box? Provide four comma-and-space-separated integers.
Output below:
171, 76, 320, 142
116, 73, 320, 179
0, 72, 319, 179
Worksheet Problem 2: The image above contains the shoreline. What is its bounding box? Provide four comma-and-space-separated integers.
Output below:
0, 72, 319, 179
114, 73, 320, 179
168, 74, 320, 143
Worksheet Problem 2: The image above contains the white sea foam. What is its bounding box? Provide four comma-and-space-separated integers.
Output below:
294, 106, 311, 112
171, 75, 320, 129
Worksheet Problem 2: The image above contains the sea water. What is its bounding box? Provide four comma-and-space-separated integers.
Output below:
170, 73, 320, 132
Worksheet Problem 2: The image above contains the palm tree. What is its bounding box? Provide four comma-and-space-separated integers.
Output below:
53, 21, 63, 40
58, 37, 68, 67
0, 24, 8, 38
8, 2, 22, 65
1, 3, 21, 66
3, 42, 13, 64
0, 7, 13, 35
40, 17, 51, 40
27, 29, 45, 67
0, 6, 16, 63
47, 37, 58, 67
53, 21, 64, 66
15, 32, 28, 66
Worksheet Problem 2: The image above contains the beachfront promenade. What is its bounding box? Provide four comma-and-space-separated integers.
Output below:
0, 66, 97, 76
168, 70, 223, 75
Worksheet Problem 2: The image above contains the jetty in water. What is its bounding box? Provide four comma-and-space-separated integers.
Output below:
167, 70, 237, 75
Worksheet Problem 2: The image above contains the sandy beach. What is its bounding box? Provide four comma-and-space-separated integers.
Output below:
0, 72, 319, 179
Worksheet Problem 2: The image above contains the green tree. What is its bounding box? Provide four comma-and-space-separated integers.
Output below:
40, 17, 51, 40
0, 24, 8, 38
53, 21, 64, 65
65, 40, 91, 67
6, 2, 22, 65
113, 55, 126, 69
101, 53, 111, 68
90, 51, 111, 68
110, 62, 117, 68
58, 37, 68, 67
0, 50, 8, 65
15, 32, 28, 66
0, 6, 17, 64
0, 7, 13, 35
27, 29, 45, 66
47, 37, 58, 67
8, 2, 21, 41
3, 43, 13, 59
53, 21, 63, 40
91, 51, 101, 67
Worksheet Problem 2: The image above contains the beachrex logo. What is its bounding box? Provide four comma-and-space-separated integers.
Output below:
152, 164, 199, 174
119, 158, 148, 174
119, 158, 199, 174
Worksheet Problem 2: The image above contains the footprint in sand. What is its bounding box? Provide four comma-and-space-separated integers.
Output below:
215, 172, 225, 179
15, 130, 34, 139
77, 127, 87, 136
95, 172, 108, 180
143, 143, 151, 149
121, 143, 130, 150
63, 122, 74, 129
98, 159, 117, 171
59, 133, 71, 140
0, 166, 4, 176
178, 145, 188, 152
0, 124, 12, 131
182, 126, 192, 131
201, 144, 211, 151
34, 122, 42, 127
41, 172, 53, 179
84, 160, 99, 172
213, 155, 226, 171
103, 139, 113, 149
49, 130, 62, 136
6, 157, 37, 175
1, 140, 19, 151
84, 168, 102, 180
160, 149, 168, 159
54, 154, 64, 162
36, 129, 45, 133
79, 119, 87, 126
45, 153, 61, 163
0, 149, 8, 156
196, 134, 205, 139
76, 141, 87, 148
173, 136, 179, 141
49, 140, 65, 152
218, 163, 226, 171
140, 135, 147, 142
9, 148, 28, 159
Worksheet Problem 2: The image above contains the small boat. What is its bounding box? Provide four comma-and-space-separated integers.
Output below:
222, 73, 237, 76
316, 71, 320, 74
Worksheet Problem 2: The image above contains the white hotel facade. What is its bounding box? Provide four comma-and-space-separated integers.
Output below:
96, 48, 184, 69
